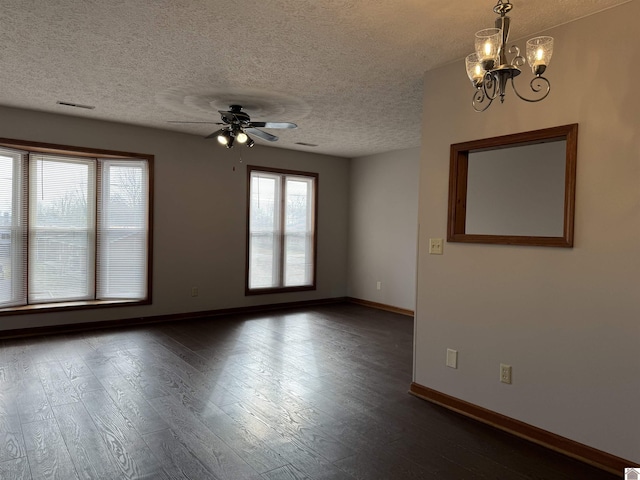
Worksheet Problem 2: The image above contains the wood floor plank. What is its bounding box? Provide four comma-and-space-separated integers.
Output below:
142, 428, 221, 480
80, 389, 170, 480
53, 401, 122, 479
149, 333, 222, 374
221, 400, 355, 464
0, 341, 38, 383
156, 377, 287, 474
24, 340, 63, 365
14, 380, 54, 425
131, 355, 238, 408
149, 394, 263, 480
0, 457, 30, 480
141, 342, 206, 381
155, 324, 213, 352
262, 463, 311, 480
36, 362, 79, 407
220, 402, 356, 480
22, 418, 79, 480
0, 381, 26, 464
60, 357, 93, 381
384, 438, 492, 480
0, 412, 26, 463
80, 352, 123, 378
70, 374, 104, 398
99, 374, 170, 435
334, 449, 438, 480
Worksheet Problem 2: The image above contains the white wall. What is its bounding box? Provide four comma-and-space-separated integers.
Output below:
415, 1, 640, 463
348, 147, 420, 311
0, 106, 350, 331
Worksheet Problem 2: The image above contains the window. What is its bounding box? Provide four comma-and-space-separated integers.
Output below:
0, 139, 152, 313
247, 166, 318, 294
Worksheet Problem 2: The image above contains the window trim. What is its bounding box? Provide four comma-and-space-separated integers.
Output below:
245, 165, 318, 296
0, 137, 153, 316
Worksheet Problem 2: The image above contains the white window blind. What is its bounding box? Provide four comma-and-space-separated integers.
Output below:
0, 148, 27, 308
248, 168, 316, 292
284, 176, 314, 287
0, 143, 150, 311
97, 160, 149, 300
29, 155, 96, 303
249, 172, 281, 289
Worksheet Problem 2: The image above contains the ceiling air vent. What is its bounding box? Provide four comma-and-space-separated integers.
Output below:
56, 101, 95, 110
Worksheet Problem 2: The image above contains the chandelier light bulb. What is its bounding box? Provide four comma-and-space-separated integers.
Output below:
526, 36, 554, 76
217, 134, 228, 145
236, 131, 248, 144
475, 28, 501, 70
536, 48, 544, 62
466, 53, 485, 87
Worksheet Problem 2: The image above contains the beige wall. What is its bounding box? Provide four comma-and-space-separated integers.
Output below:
348, 147, 420, 311
415, 1, 639, 462
0, 106, 350, 331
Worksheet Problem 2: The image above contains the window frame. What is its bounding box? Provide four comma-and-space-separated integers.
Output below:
0, 137, 153, 316
246, 165, 318, 295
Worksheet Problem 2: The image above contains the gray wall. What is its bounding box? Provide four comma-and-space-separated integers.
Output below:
0, 106, 349, 331
348, 147, 420, 311
416, 1, 639, 462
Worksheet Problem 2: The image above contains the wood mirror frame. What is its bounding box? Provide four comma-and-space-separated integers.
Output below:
447, 124, 578, 247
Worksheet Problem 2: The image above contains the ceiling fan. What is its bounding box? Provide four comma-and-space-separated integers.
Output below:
168, 104, 297, 148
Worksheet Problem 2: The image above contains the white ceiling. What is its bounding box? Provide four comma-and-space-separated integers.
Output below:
0, 0, 630, 158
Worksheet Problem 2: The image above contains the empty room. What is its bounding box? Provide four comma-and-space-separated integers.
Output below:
0, 1, 638, 479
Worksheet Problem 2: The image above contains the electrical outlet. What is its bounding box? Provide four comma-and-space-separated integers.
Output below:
376, 281, 381, 290
429, 238, 443, 255
500, 364, 512, 384
446, 349, 458, 369
191, 287, 198, 297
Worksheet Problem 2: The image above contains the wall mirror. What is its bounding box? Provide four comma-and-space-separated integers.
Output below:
448, 124, 578, 247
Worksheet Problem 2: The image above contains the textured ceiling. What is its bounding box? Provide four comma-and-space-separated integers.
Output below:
0, 0, 631, 158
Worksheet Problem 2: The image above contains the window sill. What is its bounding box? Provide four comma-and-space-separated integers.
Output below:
245, 285, 316, 296
0, 298, 150, 316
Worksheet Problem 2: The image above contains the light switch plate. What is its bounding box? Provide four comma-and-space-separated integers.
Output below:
429, 238, 443, 255
446, 348, 458, 369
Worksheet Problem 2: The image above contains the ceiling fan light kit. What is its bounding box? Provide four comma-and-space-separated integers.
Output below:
188, 104, 298, 148
214, 124, 254, 149
466, 0, 554, 112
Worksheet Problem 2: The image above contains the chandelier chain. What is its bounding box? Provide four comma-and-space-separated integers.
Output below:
493, 0, 513, 16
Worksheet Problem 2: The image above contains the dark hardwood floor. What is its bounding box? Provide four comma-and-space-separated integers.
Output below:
0, 304, 617, 479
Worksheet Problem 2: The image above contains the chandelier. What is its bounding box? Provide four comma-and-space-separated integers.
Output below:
465, 0, 554, 112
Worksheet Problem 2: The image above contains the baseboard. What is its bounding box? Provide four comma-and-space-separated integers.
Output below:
409, 382, 636, 476
0, 297, 349, 340
346, 297, 414, 317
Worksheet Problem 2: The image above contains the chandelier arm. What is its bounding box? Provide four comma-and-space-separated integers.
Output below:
483, 72, 500, 101
508, 45, 525, 67
472, 88, 493, 112
510, 76, 551, 103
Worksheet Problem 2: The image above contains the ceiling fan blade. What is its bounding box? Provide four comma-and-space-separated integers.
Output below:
248, 122, 297, 129
167, 121, 223, 124
205, 128, 226, 140
246, 128, 279, 142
